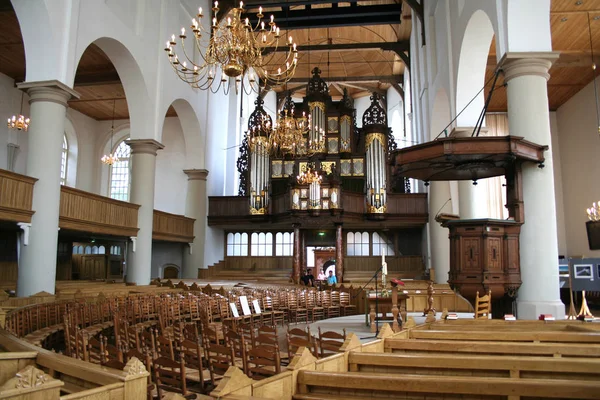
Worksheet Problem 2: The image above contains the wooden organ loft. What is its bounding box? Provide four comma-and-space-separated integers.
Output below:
208, 68, 429, 284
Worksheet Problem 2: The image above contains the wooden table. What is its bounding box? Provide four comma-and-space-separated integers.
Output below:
367, 289, 408, 333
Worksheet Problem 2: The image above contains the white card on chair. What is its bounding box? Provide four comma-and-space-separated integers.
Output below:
239, 296, 252, 316
229, 302, 240, 318
252, 299, 262, 314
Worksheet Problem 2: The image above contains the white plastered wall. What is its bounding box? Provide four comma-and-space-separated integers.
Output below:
556, 79, 600, 257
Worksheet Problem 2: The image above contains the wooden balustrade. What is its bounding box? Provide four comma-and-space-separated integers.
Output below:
152, 210, 195, 242
386, 193, 428, 215
0, 169, 37, 223
59, 187, 139, 237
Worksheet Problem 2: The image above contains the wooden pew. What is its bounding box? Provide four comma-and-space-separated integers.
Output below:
409, 329, 600, 343
294, 371, 600, 399
385, 338, 600, 358
348, 352, 600, 381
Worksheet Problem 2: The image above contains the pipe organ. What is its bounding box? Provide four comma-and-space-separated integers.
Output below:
247, 97, 272, 215
241, 68, 398, 217
363, 94, 389, 214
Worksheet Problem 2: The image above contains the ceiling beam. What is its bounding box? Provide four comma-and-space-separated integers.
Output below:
244, 0, 353, 8
264, 41, 410, 66
74, 70, 121, 86
247, 3, 403, 29
285, 74, 403, 84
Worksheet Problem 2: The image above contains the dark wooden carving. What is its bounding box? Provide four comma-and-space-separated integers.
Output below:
444, 218, 522, 316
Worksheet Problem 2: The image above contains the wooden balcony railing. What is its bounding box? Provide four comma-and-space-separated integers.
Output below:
0, 169, 37, 223
153, 210, 195, 243
59, 186, 139, 237
208, 196, 249, 217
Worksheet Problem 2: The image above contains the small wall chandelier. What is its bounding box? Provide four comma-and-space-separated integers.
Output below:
165, 1, 298, 94
101, 100, 119, 166
7, 92, 30, 132
587, 201, 600, 221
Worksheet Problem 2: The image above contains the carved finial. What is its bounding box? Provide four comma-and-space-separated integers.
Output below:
1, 366, 54, 390
377, 323, 394, 339
124, 357, 147, 376
404, 317, 417, 329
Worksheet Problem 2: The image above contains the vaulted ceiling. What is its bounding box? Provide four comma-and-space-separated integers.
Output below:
0, 0, 599, 120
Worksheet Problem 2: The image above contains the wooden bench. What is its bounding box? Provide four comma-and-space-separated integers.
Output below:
348, 352, 600, 381
294, 371, 600, 399
385, 338, 600, 357
409, 329, 600, 343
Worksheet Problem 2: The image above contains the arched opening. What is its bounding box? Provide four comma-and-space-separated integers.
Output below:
162, 264, 180, 279
455, 10, 495, 127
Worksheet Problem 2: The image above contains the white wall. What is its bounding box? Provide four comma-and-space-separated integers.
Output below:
556, 78, 600, 257
151, 242, 184, 278
0, 73, 30, 174
154, 117, 187, 215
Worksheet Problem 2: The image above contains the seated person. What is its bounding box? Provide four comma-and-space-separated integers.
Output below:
327, 270, 337, 285
300, 269, 314, 286
317, 270, 326, 281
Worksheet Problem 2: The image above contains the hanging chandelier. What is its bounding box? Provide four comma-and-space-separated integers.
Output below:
268, 93, 310, 157
101, 100, 119, 166
7, 92, 30, 131
297, 165, 322, 185
165, 1, 298, 95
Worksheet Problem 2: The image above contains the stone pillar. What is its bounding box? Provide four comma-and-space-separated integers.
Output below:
429, 181, 451, 284
16, 81, 79, 297
450, 127, 490, 219
292, 224, 301, 284
182, 169, 209, 279
125, 139, 164, 285
500, 52, 565, 320
335, 223, 344, 282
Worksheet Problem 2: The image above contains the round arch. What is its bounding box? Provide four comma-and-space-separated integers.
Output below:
159, 98, 204, 169
160, 264, 180, 279
73, 37, 151, 141
63, 116, 79, 187
455, 10, 495, 127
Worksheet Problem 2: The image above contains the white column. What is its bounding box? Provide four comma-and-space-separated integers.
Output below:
429, 181, 451, 284
450, 127, 489, 219
182, 169, 209, 278
125, 139, 164, 285
501, 52, 565, 320
16, 81, 79, 296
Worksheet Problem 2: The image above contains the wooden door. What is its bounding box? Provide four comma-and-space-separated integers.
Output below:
81, 255, 106, 280
107, 256, 123, 279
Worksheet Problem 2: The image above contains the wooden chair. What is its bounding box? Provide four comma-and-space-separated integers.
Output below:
203, 341, 235, 388
474, 290, 492, 319
287, 327, 316, 360
246, 344, 281, 380
288, 292, 309, 324
153, 355, 196, 399
318, 327, 346, 358
263, 296, 286, 326
154, 331, 175, 360
340, 292, 357, 316
225, 328, 248, 374
179, 338, 207, 393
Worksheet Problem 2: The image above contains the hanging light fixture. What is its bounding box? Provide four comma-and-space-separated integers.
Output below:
268, 92, 310, 157
165, 1, 298, 95
101, 100, 119, 166
7, 92, 30, 132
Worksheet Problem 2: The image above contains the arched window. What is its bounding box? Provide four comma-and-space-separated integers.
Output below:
347, 231, 369, 256
275, 232, 294, 256
60, 135, 68, 185
99, 245, 106, 254
109, 139, 131, 201
251, 232, 273, 256
227, 232, 248, 256
373, 232, 395, 256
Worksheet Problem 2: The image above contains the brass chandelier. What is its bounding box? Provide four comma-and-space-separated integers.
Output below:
268, 93, 310, 157
165, 1, 299, 94
101, 100, 119, 166
7, 92, 30, 132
